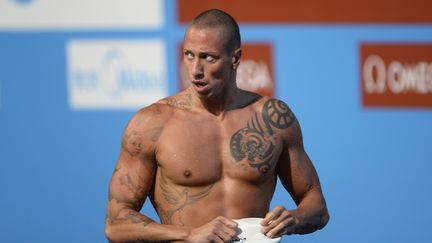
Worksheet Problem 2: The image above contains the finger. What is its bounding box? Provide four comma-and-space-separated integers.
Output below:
212, 217, 238, 242
215, 226, 237, 242
224, 226, 238, 238
266, 222, 286, 239
222, 218, 238, 229
216, 216, 238, 229
261, 213, 279, 234
261, 210, 293, 234
214, 237, 224, 243
261, 212, 273, 226
219, 232, 235, 242
209, 235, 224, 243
266, 218, 295, 238
261, 206, 284, 226
227, 226, 240, 240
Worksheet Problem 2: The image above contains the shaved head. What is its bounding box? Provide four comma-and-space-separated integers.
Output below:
188, 9, 241, 54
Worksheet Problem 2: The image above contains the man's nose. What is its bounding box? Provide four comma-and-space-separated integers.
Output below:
191, 59, 204, 78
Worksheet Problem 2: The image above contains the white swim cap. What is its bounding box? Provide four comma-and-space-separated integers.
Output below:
231, 218, 282, 243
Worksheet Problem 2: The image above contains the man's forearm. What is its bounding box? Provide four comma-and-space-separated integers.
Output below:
105, 209, 190, 243
294, 188, 329, 234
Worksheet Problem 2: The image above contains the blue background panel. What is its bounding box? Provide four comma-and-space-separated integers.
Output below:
1, 1, 432, 242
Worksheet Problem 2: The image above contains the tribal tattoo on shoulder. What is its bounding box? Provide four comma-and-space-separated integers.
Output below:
157, 171, 214, 225
230, 99, 296, 173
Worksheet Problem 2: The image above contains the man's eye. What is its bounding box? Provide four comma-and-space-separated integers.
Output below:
205, 55, 215, 62
185, 52, 193, 60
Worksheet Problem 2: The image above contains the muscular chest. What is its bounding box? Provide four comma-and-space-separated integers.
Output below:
155, 108, 284, 186
157, 120, 224, 184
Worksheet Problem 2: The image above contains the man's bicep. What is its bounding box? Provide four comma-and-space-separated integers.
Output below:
108, 108, 162, 210
277, 121, 321, 204
108, 153, 156, 210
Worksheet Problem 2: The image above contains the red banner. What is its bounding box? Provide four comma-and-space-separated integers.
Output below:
360, 44, 432, 108
178, 0, 432, 24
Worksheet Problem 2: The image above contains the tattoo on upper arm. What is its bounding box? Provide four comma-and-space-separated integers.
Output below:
111, 169, 146, 206
262, 99, 296, 130
230, 99, 296, 173
118, 171, 145, 202
157, 171, 214, 225
106, 164, 152, 226
123, 131, 143, 156
122, 126, 163, 156
106, 121, 163, 229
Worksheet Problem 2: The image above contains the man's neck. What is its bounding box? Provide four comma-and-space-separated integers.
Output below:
189, 86, 261, 117
200, 95, 235, 117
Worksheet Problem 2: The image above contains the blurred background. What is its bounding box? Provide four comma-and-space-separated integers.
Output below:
1, 0, 432, 242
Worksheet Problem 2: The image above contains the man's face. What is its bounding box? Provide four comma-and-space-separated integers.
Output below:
183, 27, 236, 99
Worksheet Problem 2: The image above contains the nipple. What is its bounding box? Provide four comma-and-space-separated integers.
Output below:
183, 170, 192, 178
259, 167, 268, 174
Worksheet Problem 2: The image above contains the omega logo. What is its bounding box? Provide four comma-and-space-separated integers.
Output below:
363, 55, 432, 94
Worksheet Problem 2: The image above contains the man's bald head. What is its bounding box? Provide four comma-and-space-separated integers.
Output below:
188, 9, 241, 54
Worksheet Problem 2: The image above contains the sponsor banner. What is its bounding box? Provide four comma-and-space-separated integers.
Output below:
179, 43, 274, 97
67, 39, 168, 110
0, 0, 163, 30
360, 43, 432, 108
178, 0, 432, 24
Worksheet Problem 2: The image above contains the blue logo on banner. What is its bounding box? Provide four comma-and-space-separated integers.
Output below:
13, 0, 34, 5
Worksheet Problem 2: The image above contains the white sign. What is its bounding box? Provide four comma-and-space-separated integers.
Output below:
0, 0, 163, 30
67, 39, 168, 110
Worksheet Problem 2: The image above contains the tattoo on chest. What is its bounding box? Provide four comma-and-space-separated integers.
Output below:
157, 171, 214, 225
230, 99, 296, 172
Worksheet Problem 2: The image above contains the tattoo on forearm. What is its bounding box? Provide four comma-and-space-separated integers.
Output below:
106, 209, 152, 227
230, 99, 296, 173
125, 211, 152, 226
157, 171, 214, 225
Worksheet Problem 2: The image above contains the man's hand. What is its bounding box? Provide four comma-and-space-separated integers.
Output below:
185, 216, 238, 243
261, 206, 297, 239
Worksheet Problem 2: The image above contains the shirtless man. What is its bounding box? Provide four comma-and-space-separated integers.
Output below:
105, 9, 329, 243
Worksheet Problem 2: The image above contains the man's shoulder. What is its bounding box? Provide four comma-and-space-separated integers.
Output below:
158, 89, 193, 110
128, 101, 173, 129
130, 90, 193, 125
247, 95, 287, 111
248, 95, 297, 129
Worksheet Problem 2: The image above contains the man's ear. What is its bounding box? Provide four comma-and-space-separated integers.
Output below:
232, 48, 242, 69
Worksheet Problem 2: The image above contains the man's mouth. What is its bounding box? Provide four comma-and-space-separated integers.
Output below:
193, 80, 208, 87
195, 83, 206, 87
192, 80, 210, 93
